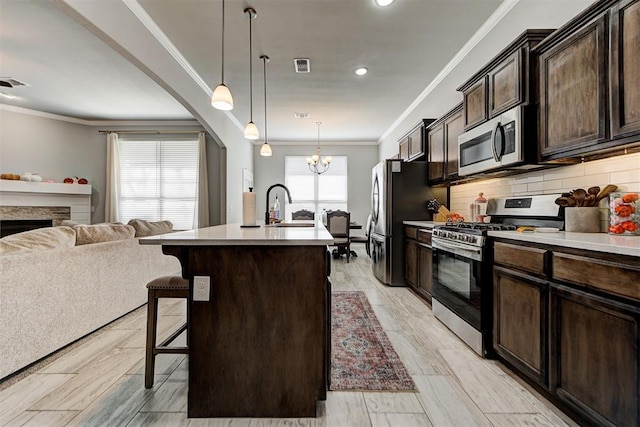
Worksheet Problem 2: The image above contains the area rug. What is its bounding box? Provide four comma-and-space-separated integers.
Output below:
331, 291, 417, 391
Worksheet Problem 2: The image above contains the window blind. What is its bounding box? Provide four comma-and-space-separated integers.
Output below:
118, 139, 199, 230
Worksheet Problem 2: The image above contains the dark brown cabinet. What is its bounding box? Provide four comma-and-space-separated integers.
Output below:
458, 30, 553, 131
494, 268, 547, 386
535, 0, 640, 161
463, 79, 487, 130
550, 284, 640, 427
492, 237, 640, 426
427, 122, 444, 183
404, 225, 433, 302
610, 0, 640, 138
427, 103, 464, 185
538, 16, 608, 157
493, 242, 549, 387
398, 119, 435, 162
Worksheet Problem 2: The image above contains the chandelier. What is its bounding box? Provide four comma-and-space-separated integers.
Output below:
306, 122, 332, 175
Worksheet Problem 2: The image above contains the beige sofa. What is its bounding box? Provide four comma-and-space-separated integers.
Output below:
0, 223, 181, 380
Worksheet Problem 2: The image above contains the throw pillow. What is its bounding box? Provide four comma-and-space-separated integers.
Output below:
74, 223, 136, 245
127, 219, 174, 237
0, 226, 76, 255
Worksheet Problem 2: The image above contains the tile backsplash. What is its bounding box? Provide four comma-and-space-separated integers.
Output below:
449, 152, 640, 231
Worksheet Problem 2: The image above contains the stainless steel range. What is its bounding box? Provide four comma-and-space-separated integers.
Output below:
431, 194, 563, 357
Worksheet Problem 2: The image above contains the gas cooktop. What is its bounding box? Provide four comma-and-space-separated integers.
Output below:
440, 221, 517, 231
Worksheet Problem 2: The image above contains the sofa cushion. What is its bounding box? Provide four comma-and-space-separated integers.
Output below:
127, 219, 173, 237
74, 223, 136, 245
0, 226, 76, 255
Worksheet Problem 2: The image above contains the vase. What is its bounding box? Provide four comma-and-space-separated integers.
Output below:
608, 192, 639, 235
564, 207, 600, 233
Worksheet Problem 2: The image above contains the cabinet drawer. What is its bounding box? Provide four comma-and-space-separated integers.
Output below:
404, 226, 417, 240
417, 229, 432, 245
552, 252, 640, 301
494, 242, 548, 276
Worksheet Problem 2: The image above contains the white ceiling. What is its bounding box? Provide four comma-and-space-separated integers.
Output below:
0, 0, 504, 142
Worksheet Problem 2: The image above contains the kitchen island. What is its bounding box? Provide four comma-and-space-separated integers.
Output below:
140, 222, 333, 418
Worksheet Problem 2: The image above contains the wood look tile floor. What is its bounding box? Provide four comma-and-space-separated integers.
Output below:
0, 246, 578, 427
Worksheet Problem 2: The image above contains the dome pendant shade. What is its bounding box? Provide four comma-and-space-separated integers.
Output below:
211, 84, 233, 110
260, 142, 272, 156
212, 0, 233, 111
244, 121, 259, 140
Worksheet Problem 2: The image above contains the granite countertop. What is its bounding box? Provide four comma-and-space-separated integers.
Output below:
488, 230, 640, 257
139, 221, 334, 246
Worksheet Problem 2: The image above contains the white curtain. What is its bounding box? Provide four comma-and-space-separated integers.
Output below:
195, 132, 210, 228
105, 132, 120, 223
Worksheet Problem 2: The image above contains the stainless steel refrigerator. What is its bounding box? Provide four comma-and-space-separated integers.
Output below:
370, 160, 447, 286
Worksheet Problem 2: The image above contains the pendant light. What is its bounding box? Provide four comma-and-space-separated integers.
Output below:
211, 0, 233, 110
306, 122, 332, 174
260, 55, 272, 157
243, 7, 259, 140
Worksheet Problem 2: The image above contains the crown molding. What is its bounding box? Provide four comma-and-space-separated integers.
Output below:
0, 103, 200, 127
378, 0, 521, 143
252, 140, 378, 147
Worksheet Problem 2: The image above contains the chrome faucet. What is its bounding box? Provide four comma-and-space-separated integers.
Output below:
265, 183, 293, 224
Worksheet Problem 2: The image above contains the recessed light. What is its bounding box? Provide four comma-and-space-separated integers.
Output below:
375, 0, 395, 6
294, 112, 310, 119
354, 67, 368, 76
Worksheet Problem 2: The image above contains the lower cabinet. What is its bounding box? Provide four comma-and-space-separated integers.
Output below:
493, 266, 547, 386
417, 244, 433, 300
404, 226, 433, 302
550, 283, 640, 427
492, 238, 640, 426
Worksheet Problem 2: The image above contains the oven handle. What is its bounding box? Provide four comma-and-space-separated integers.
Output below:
432, 238, 483, 261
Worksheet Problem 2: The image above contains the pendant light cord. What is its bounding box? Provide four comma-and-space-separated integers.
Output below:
263, 56, 268, 142
220, 0, 225, 83
317, 122, 321, 150
248, 12, 253, 122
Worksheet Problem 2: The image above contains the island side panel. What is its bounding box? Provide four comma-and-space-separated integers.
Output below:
185, 245, 328, 418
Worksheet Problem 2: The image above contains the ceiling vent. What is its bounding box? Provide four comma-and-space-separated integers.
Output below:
0, 78, 28, 88
294, 58, 310, 73
294, 112, 310, 119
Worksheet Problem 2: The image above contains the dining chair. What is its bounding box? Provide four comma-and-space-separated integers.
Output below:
291, 209, 315, 220
326, 210, 351, 262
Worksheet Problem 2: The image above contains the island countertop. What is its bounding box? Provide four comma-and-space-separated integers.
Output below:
139, 221, 334, 246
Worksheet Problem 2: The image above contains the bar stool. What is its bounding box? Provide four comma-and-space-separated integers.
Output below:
145, 275, 189, 388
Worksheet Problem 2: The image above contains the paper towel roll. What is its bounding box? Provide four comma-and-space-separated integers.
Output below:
242, 191, 257, 226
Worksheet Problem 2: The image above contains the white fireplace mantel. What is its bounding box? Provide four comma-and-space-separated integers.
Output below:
0, 180, 92, 224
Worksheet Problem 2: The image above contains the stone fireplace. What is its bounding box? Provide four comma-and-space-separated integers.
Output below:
0, 180, 91, 236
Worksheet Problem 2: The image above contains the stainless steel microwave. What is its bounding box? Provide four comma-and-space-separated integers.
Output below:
458, 105, 535, 176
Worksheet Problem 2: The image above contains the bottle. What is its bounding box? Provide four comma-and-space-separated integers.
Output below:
274, 195, 281, 220
474, 192, 488, 222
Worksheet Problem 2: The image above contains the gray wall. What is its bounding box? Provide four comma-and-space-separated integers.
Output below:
0, 108, 222, 225
253, 144, 378, 231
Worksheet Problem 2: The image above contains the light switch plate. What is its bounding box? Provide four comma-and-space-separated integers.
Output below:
193, 276, 210, 301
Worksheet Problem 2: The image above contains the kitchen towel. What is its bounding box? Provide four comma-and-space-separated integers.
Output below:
242, 191, 257, 226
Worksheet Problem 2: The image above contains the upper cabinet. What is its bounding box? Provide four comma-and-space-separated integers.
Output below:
534, 0, 640, 161
458, 30, 554, 131
427, 103, 463, 185
398, 119, 435, 162
610, 0, 640, 139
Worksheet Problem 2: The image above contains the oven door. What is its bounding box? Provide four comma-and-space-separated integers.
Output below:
431, 238, 483, 331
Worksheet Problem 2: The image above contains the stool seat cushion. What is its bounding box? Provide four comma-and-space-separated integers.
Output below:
146, 275, 189, 290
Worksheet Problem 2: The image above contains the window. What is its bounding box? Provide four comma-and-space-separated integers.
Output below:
284, 156, 348, 220
118, 138, 199, 230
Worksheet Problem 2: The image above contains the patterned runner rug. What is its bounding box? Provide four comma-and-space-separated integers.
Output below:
331, 291, 417, 391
